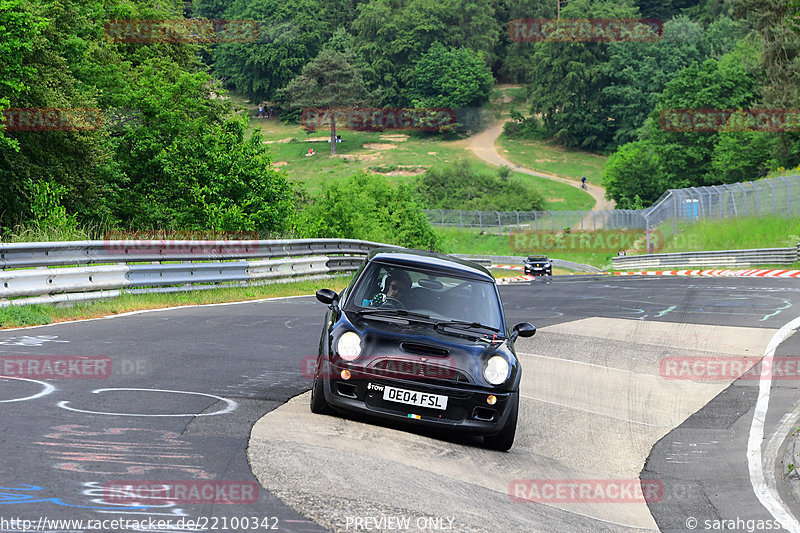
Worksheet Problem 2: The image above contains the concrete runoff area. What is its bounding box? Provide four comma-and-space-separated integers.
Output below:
248, 317, 777, 532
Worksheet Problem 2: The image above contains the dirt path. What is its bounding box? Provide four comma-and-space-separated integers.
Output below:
468, 121, 615, 211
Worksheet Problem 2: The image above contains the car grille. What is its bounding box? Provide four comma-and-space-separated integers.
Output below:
369, 359, 471, 384
399, 342, 449, 357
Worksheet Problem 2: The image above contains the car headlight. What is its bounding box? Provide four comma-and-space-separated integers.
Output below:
336, 331, 362, 361
484, 355, 510, 385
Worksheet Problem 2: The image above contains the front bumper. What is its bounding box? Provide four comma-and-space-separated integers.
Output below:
524, 267, 551, 275
320, 360, 515, 435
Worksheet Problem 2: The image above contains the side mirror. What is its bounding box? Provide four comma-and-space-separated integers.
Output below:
316, 289, 339, 306
510, 322, 536, 342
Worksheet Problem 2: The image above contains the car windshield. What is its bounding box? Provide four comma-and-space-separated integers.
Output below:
527, 256, 547, 261
347, 262, 504, 332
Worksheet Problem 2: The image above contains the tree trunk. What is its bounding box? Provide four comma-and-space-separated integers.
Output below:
330, 113, 337, 156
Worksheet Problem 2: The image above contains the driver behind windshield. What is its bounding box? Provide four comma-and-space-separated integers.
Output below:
370, 271, 412, 307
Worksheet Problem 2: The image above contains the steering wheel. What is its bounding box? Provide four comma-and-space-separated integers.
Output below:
380, 297, 404, 310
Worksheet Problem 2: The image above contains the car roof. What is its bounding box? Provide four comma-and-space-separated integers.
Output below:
368, 248, 494, 282
526, 255, 549, 260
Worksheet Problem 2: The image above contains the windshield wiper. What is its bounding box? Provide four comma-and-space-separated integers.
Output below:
434, 320, 501, 334
353, 309, 433, 321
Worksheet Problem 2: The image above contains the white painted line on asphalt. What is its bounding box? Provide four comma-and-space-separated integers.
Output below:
748, 314, 800, 532
57, 387, 238, 417
520, 393, 669, 428
0, 376, 56, 403
518, 351, 640, 375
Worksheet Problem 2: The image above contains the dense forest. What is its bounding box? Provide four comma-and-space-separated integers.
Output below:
1, 0, 799, 244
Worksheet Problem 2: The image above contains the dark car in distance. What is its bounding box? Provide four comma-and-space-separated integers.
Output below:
523, 255, 552, 276
310, 248, 535, 451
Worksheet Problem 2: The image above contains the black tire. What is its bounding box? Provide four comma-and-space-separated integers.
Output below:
310, 359, 333, 415
484, 393, 518, 451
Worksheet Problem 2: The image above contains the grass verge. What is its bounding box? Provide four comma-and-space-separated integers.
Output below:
497, 133, 608, 182
658, 217, 800, 253
0, 277, 351, 329
436, 227, 615, 270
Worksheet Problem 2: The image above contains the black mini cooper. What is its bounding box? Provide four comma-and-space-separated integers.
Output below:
311, 248, 535, 450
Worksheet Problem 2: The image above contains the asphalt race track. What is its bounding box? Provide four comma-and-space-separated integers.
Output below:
1, 276, 800, 532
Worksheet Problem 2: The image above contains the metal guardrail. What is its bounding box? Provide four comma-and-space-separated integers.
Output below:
0, 238, 383, 269
0, 239, 398, 307
0, 241, 612, 308
611, 246, 799, 270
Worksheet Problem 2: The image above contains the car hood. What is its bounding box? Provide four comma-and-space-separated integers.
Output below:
336, 313, 518, 389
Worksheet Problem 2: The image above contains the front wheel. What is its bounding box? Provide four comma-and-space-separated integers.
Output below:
484, 393, 518, 451
310, 359, 333, 414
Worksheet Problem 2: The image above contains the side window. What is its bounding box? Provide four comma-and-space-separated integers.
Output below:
353, 264, 393, 307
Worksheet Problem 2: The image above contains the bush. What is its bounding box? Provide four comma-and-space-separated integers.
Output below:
417, 160, 545, 211
503, 111, 546, 140
296, 172, 439, 250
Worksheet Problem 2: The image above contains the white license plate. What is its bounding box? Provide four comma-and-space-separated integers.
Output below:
383, 386, 448, 410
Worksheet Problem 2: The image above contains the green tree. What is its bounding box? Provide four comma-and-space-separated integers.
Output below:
108, 58, 294, 232
191, 0, 229, 19
710, 130, 780, 182
790, 0, 800, 34
526, 0, 640, 152
0, 0, 46, 152
645, 42, 761, 187
280, 48, 367, 155
352, 0, 499, 107
0, 0, 119, 228
733, 0, 800, 107
298, 172, 439, 250
410, 42, 494, 109
500, 0, 557, 83
601, 140, 664, 208
213, 0, 329, 102
0, 0, 296, 234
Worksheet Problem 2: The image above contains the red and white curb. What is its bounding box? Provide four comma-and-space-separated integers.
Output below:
491, 264, 542, 284
613, 269, 800, 278
492, 264, 525, 271
496, 275, 534, 284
